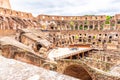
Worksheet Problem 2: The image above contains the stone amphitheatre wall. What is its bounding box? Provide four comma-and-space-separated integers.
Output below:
37, 14, 120, 31
0, 7, 41, 36
37, 14, 120, 21
37, 14, 106, 21
0, 7, 33, 19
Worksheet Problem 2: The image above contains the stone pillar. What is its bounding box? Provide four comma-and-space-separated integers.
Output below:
83, 23, 85, 30
65, 24, 67, 30
115, 20, 117, 30
98, 21, 100, 30
78, 24, 80, 30
103, 21, 106, 30
88, 25, 90, 30
73, 25, 75, 30
82, 52, 84, 58
93, 21, 95, 30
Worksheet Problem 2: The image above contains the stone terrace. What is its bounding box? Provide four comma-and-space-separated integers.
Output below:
0, 56, 78, 80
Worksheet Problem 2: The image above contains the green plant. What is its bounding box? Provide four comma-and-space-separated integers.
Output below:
84, 26, 88, 30
93, 35, 96, 39
79, 25, 83, 30
105, 16, 111, 24
111, 24, 115, 26
100, 25, 103, 30
70, 21, 74, 30
70, 21, 74, 26
75, 35, 79, 39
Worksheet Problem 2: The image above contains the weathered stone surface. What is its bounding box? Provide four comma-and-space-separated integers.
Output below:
0, 0, 11, 9
110, 64, 120, 76
0, 56, 79, 80
56, 59, 120, 80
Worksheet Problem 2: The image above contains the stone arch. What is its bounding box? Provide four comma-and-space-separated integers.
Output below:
63, 64, 92, 80
48, 21, 57, 30
89, 25, 93, 30
79, 25, 83, 30
84, 25, 88, 30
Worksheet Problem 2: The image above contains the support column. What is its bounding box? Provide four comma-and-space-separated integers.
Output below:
77, 53, 80, 59
115, 20, 117, 30
70, 56, 72, 59
98, 21, 100, 30
103, 21, 106, 30
93, 21, 95, 30
73, 25, 75, 30
82, 52, 84, 58
88, 25, 90, 30
83, 23, 84, 30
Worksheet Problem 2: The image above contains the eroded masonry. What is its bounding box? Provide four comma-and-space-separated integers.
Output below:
0, 2, 120, 80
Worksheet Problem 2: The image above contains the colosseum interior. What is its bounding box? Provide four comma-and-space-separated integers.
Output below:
0, 0, 120, 80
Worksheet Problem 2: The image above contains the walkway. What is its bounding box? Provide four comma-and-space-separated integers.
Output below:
48, 47, 92, 60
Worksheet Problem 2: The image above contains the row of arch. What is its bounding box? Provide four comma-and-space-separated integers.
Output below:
38, 15, 106, 21
0, 16, 40, 30
0, 7, 33, 19
48, 31, 119, 48
40, 20, 118, 31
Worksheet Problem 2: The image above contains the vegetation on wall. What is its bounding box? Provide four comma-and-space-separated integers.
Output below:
93, 35, 96, 39
75, 35, 79, 39
100, 25, 103, 30
79, 25, 83, 30
105, 16, 112, 24
75, 25, 78, 30
70, 21, 74, 30
84, 26, 88, 30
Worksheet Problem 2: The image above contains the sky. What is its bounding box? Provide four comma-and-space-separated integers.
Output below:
10, 0, 120, 17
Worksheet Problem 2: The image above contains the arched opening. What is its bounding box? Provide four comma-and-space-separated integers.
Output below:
89, 25, 93, 30
64, 64, 92, 80
50, 26, 54, 30
84, 25, 88, 30
75, 25, 78, 30
37, 44, 42, 51
79, 25, 83, 30
94, 25, 98, 30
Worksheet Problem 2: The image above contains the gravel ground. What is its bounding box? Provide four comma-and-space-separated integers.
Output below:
0, 56, 79, 80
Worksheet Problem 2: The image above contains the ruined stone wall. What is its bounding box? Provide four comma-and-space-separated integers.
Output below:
0, 7, 33, 19
57, 59, 120, 80
47, 30, 120, 49
37, 14, 106, 21
0, 7, 41, 36
37, 14, 120, 31
20, 35, 37, 51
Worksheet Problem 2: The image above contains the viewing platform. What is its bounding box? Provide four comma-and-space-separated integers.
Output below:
48, 47, 93, 60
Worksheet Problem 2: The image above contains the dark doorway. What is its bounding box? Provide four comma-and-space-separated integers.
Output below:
37, 44, 42, 50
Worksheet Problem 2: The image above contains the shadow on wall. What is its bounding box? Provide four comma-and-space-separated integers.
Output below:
64, 64, 92, 80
